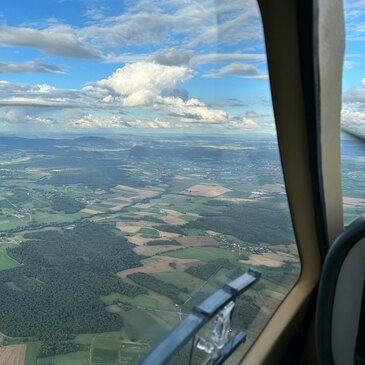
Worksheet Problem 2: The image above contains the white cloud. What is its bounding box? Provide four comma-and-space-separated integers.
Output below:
342, 108, 365, 125
128, 118, 172, 129
68, 114, 172, 129
0, 58, 268, 131
0, 0, 264, 64
2, 106, 57, 129
227, 116, 261, 129
341, 108, 365, 134
0, 97, 75, 107
68, 114, 125, 129
0, 60, 65, 74
149, 48, 193, 66
343, 78, 365, 103
344, 60, 360, 69
0, 80, 99, 109
94, 62, 193, 107
78, 0, 262, 52
204, 62, 267, 79
164, 97, 228, 124
191, 53, 265, 66
346, 0, 365, 9
0, 25, 100, 59
91, 62, 231, 125
238, 117, 260, 129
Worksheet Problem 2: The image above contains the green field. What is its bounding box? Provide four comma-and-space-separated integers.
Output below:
93, 348, 119, 364
0, 242, 21, 271
151, 271, 203, 293
0, 216, 26, 230
139, 227, 160, 238
120, 343, 150, 365
38, 351, 90, 365
163, 246, 238, 263
121, 309, 167, 345
0, 252, 20, 271
24, 342, 42, 365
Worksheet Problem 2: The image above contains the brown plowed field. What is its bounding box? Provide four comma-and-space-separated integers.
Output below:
175, 236, 218, 247
182, 183, 231, 197
0, 345, 26, 365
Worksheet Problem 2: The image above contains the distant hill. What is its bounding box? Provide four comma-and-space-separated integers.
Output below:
72, 136, 121, 148
0, 136, 121, 150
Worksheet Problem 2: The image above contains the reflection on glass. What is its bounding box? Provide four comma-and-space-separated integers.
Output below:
0, 1, 299, 364
341, 0, 365, 224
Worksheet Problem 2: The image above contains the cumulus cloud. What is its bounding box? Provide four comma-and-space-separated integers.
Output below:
68, 114, 125, 129
0, 0, 265, 64
341, 109, 365, 135
228, 116, 261, 129
191, 53, 265, 66
78, 0, 262, 52
0, 25, 100, 58
0, 58, 268, 131
2, 106, 58, 129
68, 114, 172, 129
105, 51, 265, 67
0, 60, 65, 74
146, 49, 265, 67
208, 98, 247, 108
343, 78, 365, 104
165, 97, 228, 124
342, 109, 365, 125
94, 62, 193, 106
0, 80, 98, 109
0, 97, 75, 107
204, 63, 267, 79
149, 48, 193, 66
90, 62, 232, 125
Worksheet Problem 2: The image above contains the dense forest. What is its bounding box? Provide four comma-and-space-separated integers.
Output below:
0, 223, 145, 339
51, 194, 85, 214
128, 272, 188, 305
186, 199, 294, 244
186, 259, 234, 280
38, 341, 80, 357
232, 294, 261, 329
145, 239, 180, 246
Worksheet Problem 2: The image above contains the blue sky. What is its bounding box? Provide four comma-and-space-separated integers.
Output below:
0, 0, 364, 135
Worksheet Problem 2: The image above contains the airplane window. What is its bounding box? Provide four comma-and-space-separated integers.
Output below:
0, 1, 300, 364
341, 0, 365, 225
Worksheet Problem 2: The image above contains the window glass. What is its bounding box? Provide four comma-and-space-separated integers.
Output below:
342, 0, 365, 225
0, 1, 300, 364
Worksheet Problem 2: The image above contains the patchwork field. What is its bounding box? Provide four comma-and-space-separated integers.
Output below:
117, 256, 199, 278
0, 134, 302, 365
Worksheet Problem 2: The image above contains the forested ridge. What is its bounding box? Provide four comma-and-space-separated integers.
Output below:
0, 222, 145, 339
186, 199, 294, 244
50, 194, 85, 214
